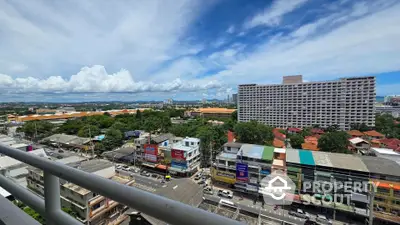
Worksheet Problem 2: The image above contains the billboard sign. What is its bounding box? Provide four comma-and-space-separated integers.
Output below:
236, 163, 249, 182
144, 154, 157, 162
144, 144, 158, 155
171, 161, 187, 169
211, 168, 236, 184
144, 144, 158, 163
171, 149, 186, 161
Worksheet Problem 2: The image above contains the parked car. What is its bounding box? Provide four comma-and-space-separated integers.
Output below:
197, 180, 205, 185
203, 187, 214, 195
316, 214, 332, 225
116, 165, 122, 169
288, 209, 310, 220
194, 176, 201, 180
217, 190, 233, 199
151, 174, 159, 179
56, 155, 63, 159
58, 149, 64, 153
140, 171, 150, 177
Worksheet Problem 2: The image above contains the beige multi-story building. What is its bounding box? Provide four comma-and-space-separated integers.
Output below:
27, 159, 133, 225
238, 75, 375, 130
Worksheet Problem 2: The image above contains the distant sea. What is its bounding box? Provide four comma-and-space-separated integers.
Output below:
376, 96, 384, 102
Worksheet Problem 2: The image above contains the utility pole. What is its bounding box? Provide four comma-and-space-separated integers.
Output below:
209, 141, 213, 189
367, 187, 375, 225
88, 125, 94, 157
34, 122, 38, 142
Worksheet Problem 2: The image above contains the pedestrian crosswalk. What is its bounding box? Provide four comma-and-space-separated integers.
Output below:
131, 182, 156, 192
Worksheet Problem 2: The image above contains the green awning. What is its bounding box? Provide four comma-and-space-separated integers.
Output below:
262, 146, 274, 161
315, 171, 331, 177
287, 166, 301, 173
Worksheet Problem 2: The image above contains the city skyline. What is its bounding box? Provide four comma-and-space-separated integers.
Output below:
0, 0, 400, 102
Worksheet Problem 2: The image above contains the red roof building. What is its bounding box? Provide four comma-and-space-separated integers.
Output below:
363, 130, 385, 139
227, 130, 236, 142
379, 138, 400, 151
273, 138, 285, 148
301, 143, 319, 151
347, 130, 364, 137
287, 127, 302, 134
273, 128, 286, 140
311, 128, 325, 135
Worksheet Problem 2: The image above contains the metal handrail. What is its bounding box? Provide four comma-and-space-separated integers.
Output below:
0, 143, 242, 225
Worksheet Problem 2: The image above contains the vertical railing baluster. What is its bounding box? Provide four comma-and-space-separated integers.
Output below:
44, 172, 61, 225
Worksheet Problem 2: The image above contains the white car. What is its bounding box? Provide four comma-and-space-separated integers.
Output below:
316, 214, 332, 225
288, 209, 310, 220
218, 190, 233, 198
116, 165, 122, 169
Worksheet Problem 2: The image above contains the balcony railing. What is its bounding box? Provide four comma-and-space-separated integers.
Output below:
0, 143, 242, 225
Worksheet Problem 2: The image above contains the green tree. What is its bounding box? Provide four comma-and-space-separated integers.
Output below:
290, 134, 304, 149
62, 207, 77, 218
77, 125, 100, 138
110, 121, 129, 133
135, 109, 142, 120
23, 207, 45, 224
20, 121, 55, 139
94, 142, 106, 155
196, 125, 227, 165
318, 131, 351, 153
57, 119, 84, 135
375, 114, 400, 138
350, 123, 371, 132
234, 120, 274, 145
312, 124, 321, 128
300, 127, 312, 137
102, 128, 123, 152
231, 110, 238, 121
159, 114, 172, 133
324, 124, 340, 132
143, 116, 161, 134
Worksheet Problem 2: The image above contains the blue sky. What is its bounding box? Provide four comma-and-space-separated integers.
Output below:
0, 0, 399, 102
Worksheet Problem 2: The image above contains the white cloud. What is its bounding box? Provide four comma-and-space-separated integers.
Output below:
212, 0, 400, 86
0, 0, 208, 80
245, 0, 309, 29
227, 25, 235, 33
0, 65, 222, 93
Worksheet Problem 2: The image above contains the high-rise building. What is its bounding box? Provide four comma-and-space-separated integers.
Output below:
238, 75, 375, 130
232, 94, 237, 105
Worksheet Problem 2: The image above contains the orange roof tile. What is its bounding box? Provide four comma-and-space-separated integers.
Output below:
273, 138, 285, 148
301, 143, 319, 151
304, 136, 318, 145
363, 130, 384, 137
193, 108, 236, 114
370, 139, 381, 144
347, 130, 364, 137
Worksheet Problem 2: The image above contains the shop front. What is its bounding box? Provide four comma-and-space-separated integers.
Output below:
211, 167, 236, 185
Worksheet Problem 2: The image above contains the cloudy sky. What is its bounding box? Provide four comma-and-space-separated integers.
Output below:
0, 0, 399, 102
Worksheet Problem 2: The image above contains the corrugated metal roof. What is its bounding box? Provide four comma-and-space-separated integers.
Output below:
247, 145, 264, 159
328, 153, 369, 172
286, 149, 300, 163
361, 156, 400, 176
299, 150, 315, 165
311, 151, 333, 167
262, 146, 274, 161
217, 152, 237, 160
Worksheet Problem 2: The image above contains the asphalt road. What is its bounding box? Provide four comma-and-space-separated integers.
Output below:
116, 169, 164, 190
203, 195, 306, 225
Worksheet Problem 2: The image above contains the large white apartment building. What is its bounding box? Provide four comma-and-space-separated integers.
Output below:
238, 75, 375, 130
